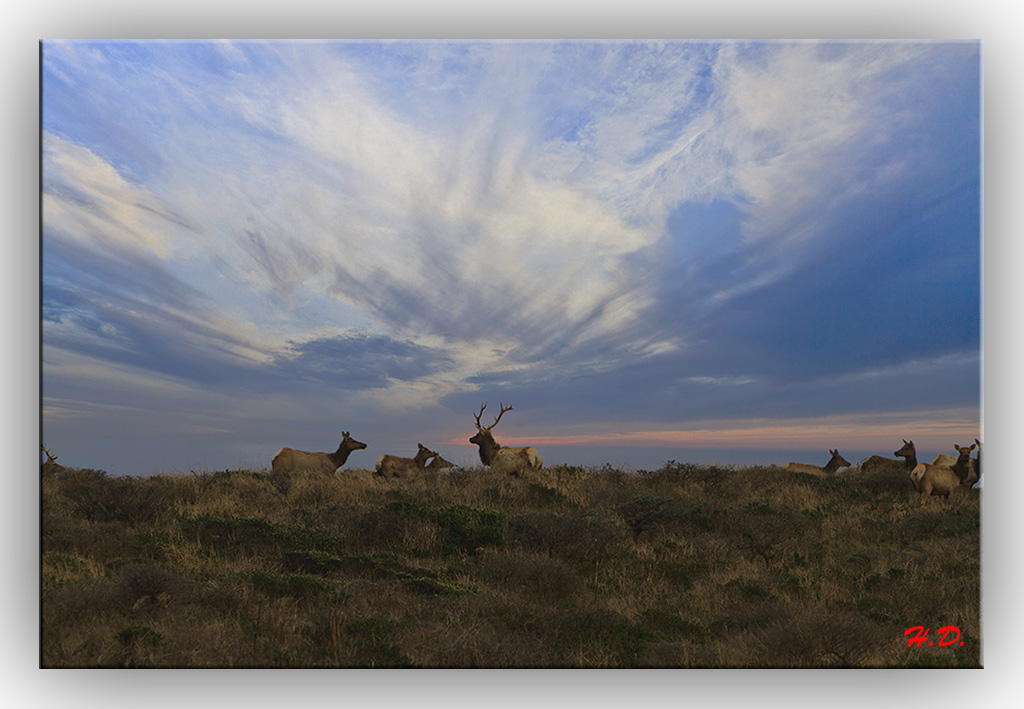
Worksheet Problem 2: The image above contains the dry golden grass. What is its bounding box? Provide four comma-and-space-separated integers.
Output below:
40, 460, 981, 668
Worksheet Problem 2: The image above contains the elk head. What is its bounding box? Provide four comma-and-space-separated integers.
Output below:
340, 431, 368, 453
953, 443, 976, 483
894, 439, 915, 458
41, 443, 64, 475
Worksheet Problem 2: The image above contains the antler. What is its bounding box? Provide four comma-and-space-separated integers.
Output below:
473, 402, 514, 431
473, 402, 488, 431
41, 443, 58, 463
492, 403, 514, 429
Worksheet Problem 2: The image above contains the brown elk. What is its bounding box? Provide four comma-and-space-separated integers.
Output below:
375, 443, 438, 479
41, 444, 65, 475
860, 439, 918, 472
785, 449, 851, 476
426, 453, 455, 470
469, 402, 542, 473
271, 431, 367, 473
910, 443, 975, 503
974, 438, 982, 481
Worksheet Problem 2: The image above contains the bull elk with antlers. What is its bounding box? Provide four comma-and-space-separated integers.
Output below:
469, 402, 542, 474
41, 444, 65, 475
271, 431, 367, 474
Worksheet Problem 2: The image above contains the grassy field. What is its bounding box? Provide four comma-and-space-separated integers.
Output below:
40, 460, 981, 668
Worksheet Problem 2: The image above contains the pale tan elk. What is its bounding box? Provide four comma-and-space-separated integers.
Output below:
910, 443, 975, 503
469, 402, 542, 474
860, 439, 918, 473
931, 445, 979, 482
271, 431, 367, 473
375, 443, 438, 479
785, 449, 851, 476
426, 453, 455, 470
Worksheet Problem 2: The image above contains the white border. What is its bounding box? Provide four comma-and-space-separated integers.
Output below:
9, 2, 1020, 707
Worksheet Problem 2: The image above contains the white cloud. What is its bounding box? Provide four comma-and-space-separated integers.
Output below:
42, 40, 971, 419
43, 134, 192, 260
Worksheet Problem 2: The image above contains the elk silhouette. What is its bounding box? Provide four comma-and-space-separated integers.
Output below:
468, 402, 542, 473
271, 431, 367, 473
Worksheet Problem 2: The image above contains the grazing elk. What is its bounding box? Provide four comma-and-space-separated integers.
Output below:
427, 453, 456, 470
910, 443, 975, 503
785, 449, 851, 476
271, 431, 367, 474
469, 402, 543, 474
375, 443, 438, 479
860, 439, 918, 472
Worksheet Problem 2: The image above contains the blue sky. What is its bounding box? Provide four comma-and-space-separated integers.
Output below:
40, 39, 981, 473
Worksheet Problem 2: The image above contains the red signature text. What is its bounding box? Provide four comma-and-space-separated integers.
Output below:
904, 626, 963, 647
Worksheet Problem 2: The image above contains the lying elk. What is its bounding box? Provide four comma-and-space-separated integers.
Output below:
271, 431, 367, 474
427, 453, 455, 470
375, 443, 438, 479
469, 402, 542, 473
910, 443, 976, 503
785, 449, 851, 476
860, 439, 918, 473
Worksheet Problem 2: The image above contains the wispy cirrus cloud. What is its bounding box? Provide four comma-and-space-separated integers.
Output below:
40, 40, 981, 473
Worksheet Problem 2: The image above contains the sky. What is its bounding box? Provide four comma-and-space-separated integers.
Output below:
40, 39, 982, 474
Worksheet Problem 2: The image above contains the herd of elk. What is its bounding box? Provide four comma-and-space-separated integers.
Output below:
46, 408, 983, 509
468, 402, 543, 474
785, 449, 851, 476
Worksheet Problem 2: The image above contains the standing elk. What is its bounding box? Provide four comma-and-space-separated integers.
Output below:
931, 446, 979, 482
860, 439, 918, 472
271, 431, 367, 473
469, 402, 543, 473
974, 438, 982, 482
375, 443, 438, 479
785, 449, 851, 476
910, 443, 975, 503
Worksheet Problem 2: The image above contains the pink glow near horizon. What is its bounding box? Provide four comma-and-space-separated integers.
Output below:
441, 415, 980, 451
